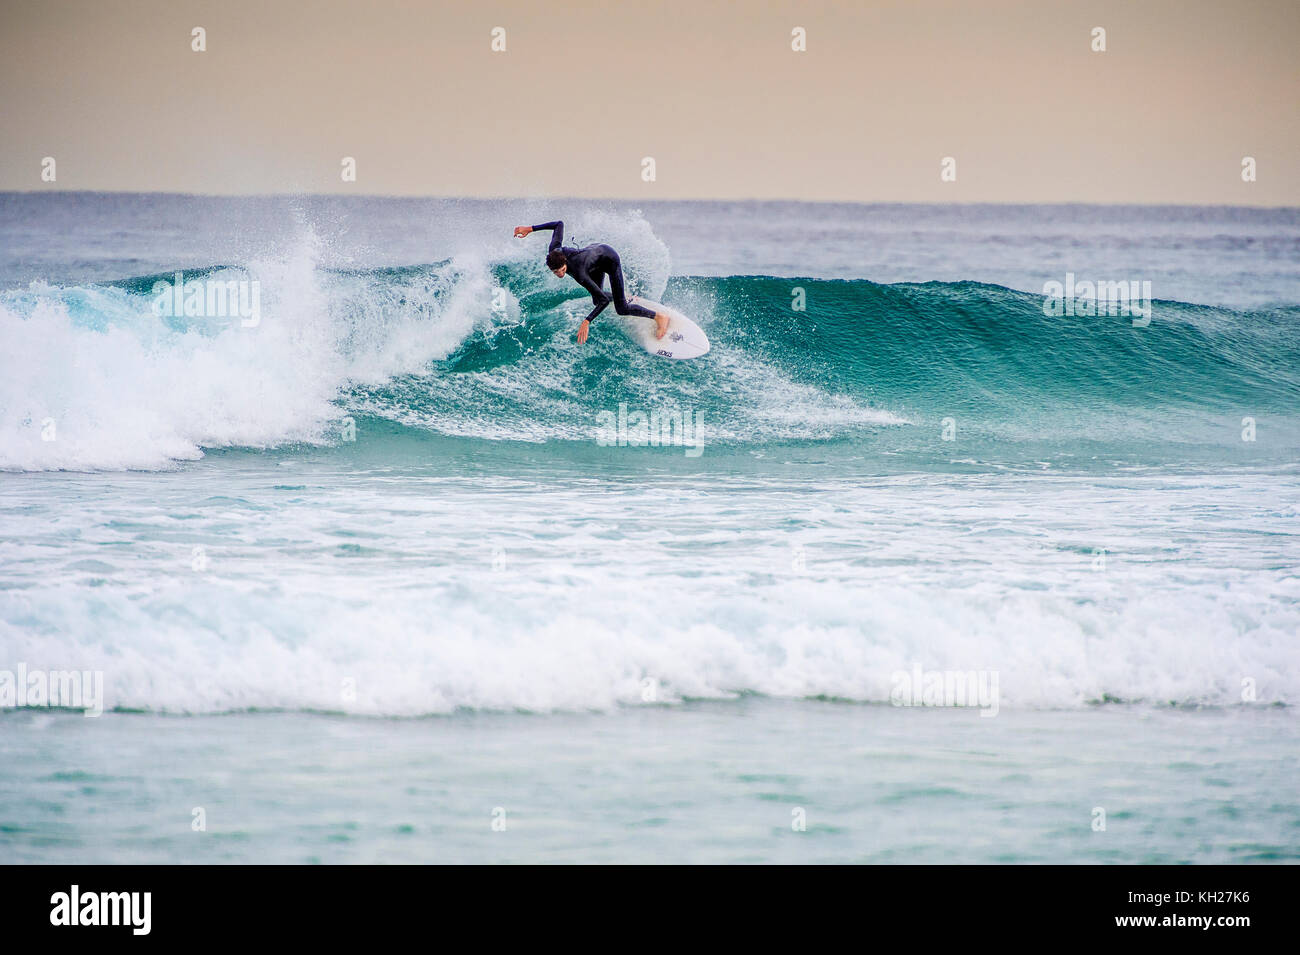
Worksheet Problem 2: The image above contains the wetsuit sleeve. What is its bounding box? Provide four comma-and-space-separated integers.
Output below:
531, 220, 564, 252
572, 270, 611, 323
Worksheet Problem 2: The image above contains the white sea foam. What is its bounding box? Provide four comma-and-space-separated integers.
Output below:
1, 470, 1295, 715
2, 546, 1293, 715
0, 231, 529, 470
0, 234, 345, 470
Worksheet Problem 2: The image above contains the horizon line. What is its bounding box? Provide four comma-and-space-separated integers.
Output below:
3, 189, 1297, 212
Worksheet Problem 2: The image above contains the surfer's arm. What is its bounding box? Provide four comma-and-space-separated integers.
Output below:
529, 220, 564, 252
573, 273, 611, 323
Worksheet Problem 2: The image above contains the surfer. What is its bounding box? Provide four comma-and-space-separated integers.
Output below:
514, 220, 670, 344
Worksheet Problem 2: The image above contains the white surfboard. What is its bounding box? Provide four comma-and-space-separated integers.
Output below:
617, 297, 710, 360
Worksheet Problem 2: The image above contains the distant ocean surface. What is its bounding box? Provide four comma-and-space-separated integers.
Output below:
1, 194, 1297, 863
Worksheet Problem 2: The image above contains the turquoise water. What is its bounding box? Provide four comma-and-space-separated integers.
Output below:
3, 703, 1296, 864
1, 196, 1297, 863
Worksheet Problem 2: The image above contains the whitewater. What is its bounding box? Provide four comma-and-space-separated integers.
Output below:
0, 195, 1297, 863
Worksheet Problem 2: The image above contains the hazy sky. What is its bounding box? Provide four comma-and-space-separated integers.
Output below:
2, 0, 1296, 203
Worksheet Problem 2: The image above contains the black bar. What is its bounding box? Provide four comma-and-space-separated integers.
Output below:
0, 865, 1285, 941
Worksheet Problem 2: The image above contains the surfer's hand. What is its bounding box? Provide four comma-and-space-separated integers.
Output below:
513, 226, 532, 238
576, 320, 590, 344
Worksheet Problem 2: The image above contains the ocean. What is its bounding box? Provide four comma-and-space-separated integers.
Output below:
1, 194, 1297, 863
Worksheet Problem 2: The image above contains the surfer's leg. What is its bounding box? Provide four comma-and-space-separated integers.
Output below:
607, 257, 657, 320
608, 258, 667, 336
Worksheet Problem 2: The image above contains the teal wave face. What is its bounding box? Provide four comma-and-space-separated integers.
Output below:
682, 275, 1300, 412
398, 266, 1300, 467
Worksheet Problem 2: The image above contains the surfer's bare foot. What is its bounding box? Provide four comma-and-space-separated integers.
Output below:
654, 312, 670, 339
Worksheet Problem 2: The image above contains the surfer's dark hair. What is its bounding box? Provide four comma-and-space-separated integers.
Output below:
546, 249, 566, 270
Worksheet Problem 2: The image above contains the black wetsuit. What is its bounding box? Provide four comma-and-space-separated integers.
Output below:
531, 221, 656, 323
